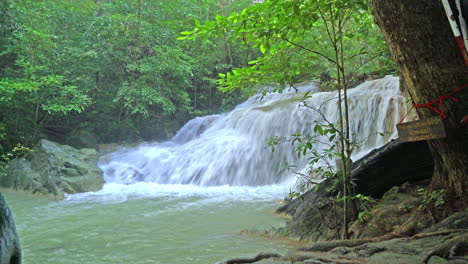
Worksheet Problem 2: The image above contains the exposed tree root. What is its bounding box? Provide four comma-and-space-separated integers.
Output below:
239, 229, 309, 246
298, 239, 374, 252
297, 229, 466, 256
390, 208, 434, 237
421, 233, 468, 264
412, 229, 466, 239
297, 207, 458, 255
224, 253, 282, 264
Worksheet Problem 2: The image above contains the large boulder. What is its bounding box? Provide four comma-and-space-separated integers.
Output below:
1, 139, 104, 196
0, 193, 21, 264
351, 139, 434, 197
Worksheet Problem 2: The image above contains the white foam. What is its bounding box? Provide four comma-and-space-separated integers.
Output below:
64, 182, 292, 204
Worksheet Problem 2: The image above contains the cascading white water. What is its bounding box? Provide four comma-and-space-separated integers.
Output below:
99, 76, 408, 187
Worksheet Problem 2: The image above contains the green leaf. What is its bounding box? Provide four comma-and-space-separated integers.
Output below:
314, 124, 324, 135
259, 43, 266, 54
180, 31, 194, 35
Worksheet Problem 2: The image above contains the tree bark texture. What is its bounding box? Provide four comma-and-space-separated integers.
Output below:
369, 0, 468, 203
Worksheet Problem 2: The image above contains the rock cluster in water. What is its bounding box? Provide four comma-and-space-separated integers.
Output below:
1, 139, 104, 196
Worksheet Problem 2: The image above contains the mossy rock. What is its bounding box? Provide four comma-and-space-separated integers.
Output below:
1, 139, 104, 197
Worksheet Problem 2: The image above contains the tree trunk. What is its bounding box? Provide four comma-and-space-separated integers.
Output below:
95, 0, 103, 17
369, 1, 468, 204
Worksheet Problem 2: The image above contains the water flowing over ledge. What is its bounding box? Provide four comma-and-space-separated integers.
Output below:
96, 76, 408, 197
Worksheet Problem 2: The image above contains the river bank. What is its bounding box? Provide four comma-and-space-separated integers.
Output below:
226, 226, 468, 264
224, 181, 468, 264
219, 133, 468, 264
222, 140, 468, 264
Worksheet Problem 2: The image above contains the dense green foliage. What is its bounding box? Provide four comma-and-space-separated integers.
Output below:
0, 0, 254, 153
0, 0, 396, 159
182, 0, 395, 93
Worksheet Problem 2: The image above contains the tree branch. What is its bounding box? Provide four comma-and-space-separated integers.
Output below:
282, 38, 344, 72
281, 38, 334, 63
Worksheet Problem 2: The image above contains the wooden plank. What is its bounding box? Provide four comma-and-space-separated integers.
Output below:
397, 116, 446, 142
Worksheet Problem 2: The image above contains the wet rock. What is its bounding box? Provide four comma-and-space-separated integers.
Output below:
1, 139, 104, 196
276, 139, 434, 241
424, 209, 468, 232
349, 187, 422, 239
351, 139, 433, 197
352, 244, 386, 257
224, 253, 283, 264
0, 193, 21, 264
275, 184, 341, 241
255, 260, 292, 264
421, 233, 468, 263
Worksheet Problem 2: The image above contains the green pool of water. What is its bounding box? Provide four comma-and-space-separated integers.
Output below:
3, 184, 291, 264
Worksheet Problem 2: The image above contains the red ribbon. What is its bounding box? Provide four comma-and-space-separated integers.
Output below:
399, 83, 466, 123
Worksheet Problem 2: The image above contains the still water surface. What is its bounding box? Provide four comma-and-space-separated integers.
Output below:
3, 184, 291, 264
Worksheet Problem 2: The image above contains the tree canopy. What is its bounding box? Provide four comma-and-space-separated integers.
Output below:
0, 0, 255, 151
181, 0, 395, 93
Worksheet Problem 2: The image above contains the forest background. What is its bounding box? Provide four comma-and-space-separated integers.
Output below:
0, 0, 395, 161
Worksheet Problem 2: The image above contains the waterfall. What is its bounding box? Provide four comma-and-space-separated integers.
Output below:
100, 76, 408, 187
